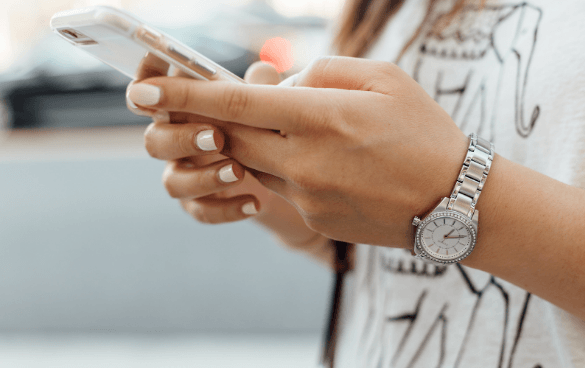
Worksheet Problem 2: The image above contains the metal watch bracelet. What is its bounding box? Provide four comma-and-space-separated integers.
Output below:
448, 133, 495, 218
410, 133, 494, 263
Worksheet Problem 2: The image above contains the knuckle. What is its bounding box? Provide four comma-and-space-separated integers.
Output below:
163, 180, 180, 199
162, 168, 180, 199
376, 60, 398, 75
206, 206, 232, 224
176, 82, 194, 111
175, 127, 197, 156
191, 205, 210, 223
303, 56, 335, 86
308, 56, 335, 73
221, 205, 239, 223
221, 86, 249, 121
358, 61, 399, 93
143, 122, 163, 159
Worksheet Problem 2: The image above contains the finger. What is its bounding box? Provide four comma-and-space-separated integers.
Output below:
127, 52, 170, 116
146, 100, 289, 177
160, 110, 223, 127
146, 113, 287, 177
144, 120, 225, 160
126, 76, 342, 132
161, 115, 289, 178
244, 61, 281, 85
219, 122, 288, 177
162, 159, 245, 199
181, 195, 260, 224
126, 81, 154, 116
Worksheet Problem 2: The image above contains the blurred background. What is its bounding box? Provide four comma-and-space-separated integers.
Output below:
0, 0, 344, 366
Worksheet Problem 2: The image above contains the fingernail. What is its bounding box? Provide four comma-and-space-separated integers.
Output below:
242, 202, 258, 215
218, 164, 238, 183
128, 83, 161, 106
126, 95, 152, 116
153, 110, 170, 122
196, 130, 217, 151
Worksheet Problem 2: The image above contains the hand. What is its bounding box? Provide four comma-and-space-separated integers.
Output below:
127, 56, 341, 268
126, 56, 469, 248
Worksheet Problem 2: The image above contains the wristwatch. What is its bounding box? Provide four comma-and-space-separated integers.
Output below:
411, 133, 494, 264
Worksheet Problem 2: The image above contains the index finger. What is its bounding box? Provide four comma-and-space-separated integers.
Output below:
126, 77, 342, 132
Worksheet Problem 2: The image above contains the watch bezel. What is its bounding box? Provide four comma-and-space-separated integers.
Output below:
415, 210, 477, 264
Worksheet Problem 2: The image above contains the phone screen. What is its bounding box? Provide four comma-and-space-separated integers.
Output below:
59, 26, 154, 79
51, 7, 244, 83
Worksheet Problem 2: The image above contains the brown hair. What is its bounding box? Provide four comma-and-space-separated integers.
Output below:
333, 0, 486, 59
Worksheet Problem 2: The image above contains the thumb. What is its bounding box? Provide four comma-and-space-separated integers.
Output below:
244, 61, 281, 85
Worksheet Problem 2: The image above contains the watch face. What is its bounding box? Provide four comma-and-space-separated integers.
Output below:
415, 211, 476, 263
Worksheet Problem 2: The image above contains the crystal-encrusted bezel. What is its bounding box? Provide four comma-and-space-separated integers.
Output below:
414, 211, 477, 264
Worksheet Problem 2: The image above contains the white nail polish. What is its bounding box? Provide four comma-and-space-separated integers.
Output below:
126, 94, 138, 109
242, 202, 258, 215
126, 94, 152, 116
153, 110, 170, 122
196, 130, 217, 151
219, 164, 238, 183
128, 84, 161, 106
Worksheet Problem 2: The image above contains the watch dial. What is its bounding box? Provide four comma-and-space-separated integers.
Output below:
419, 216, 473, 260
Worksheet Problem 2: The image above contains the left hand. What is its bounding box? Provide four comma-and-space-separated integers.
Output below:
127, 56, 469, 247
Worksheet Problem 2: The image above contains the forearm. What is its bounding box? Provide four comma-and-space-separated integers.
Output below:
459, 154, 585, 320
253, 193, 355, 271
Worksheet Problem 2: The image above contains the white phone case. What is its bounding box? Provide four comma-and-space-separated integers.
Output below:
50, 6, 245, 83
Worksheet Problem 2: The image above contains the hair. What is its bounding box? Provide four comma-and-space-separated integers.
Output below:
333, 0, 486, 59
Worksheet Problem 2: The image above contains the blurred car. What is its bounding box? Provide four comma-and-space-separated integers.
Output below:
0, 33, 256, 130
0, 2, 327, 131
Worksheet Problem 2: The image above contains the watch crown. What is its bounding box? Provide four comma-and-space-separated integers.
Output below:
412, 216, 421, 226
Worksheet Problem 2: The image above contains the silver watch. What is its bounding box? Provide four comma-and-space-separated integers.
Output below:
411, 133, 494, 264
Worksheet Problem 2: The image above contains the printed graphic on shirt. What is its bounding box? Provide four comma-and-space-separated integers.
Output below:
411, 3, 542, 140
353, 3, 560, 368
356, 247, 553, 368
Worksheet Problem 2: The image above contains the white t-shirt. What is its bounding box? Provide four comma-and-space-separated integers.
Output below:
334, 0, 585, 367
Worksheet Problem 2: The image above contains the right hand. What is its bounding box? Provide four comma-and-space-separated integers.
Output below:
128, 55, 343, 268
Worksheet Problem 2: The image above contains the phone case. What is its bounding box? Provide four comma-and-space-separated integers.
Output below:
50, 6, 245, 83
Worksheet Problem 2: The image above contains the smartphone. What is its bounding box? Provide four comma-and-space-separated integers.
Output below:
50, 6, 245, 83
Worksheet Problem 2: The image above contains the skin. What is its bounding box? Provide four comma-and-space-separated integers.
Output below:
127, 56, 585, 321
128, 54, 346, 270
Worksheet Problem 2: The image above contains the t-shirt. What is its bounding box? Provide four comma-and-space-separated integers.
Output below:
333, 0, 585, 367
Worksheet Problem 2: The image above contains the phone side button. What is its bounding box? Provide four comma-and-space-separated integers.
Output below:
168, 45, 191, 62
192, 59, 217, 76
139, 25, 161, 47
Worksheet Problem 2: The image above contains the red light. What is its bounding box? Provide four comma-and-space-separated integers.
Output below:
259, 37, 294, 73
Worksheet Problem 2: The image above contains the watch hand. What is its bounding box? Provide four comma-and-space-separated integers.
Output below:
445, 235, 466, 239
444, 229, 455, 238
